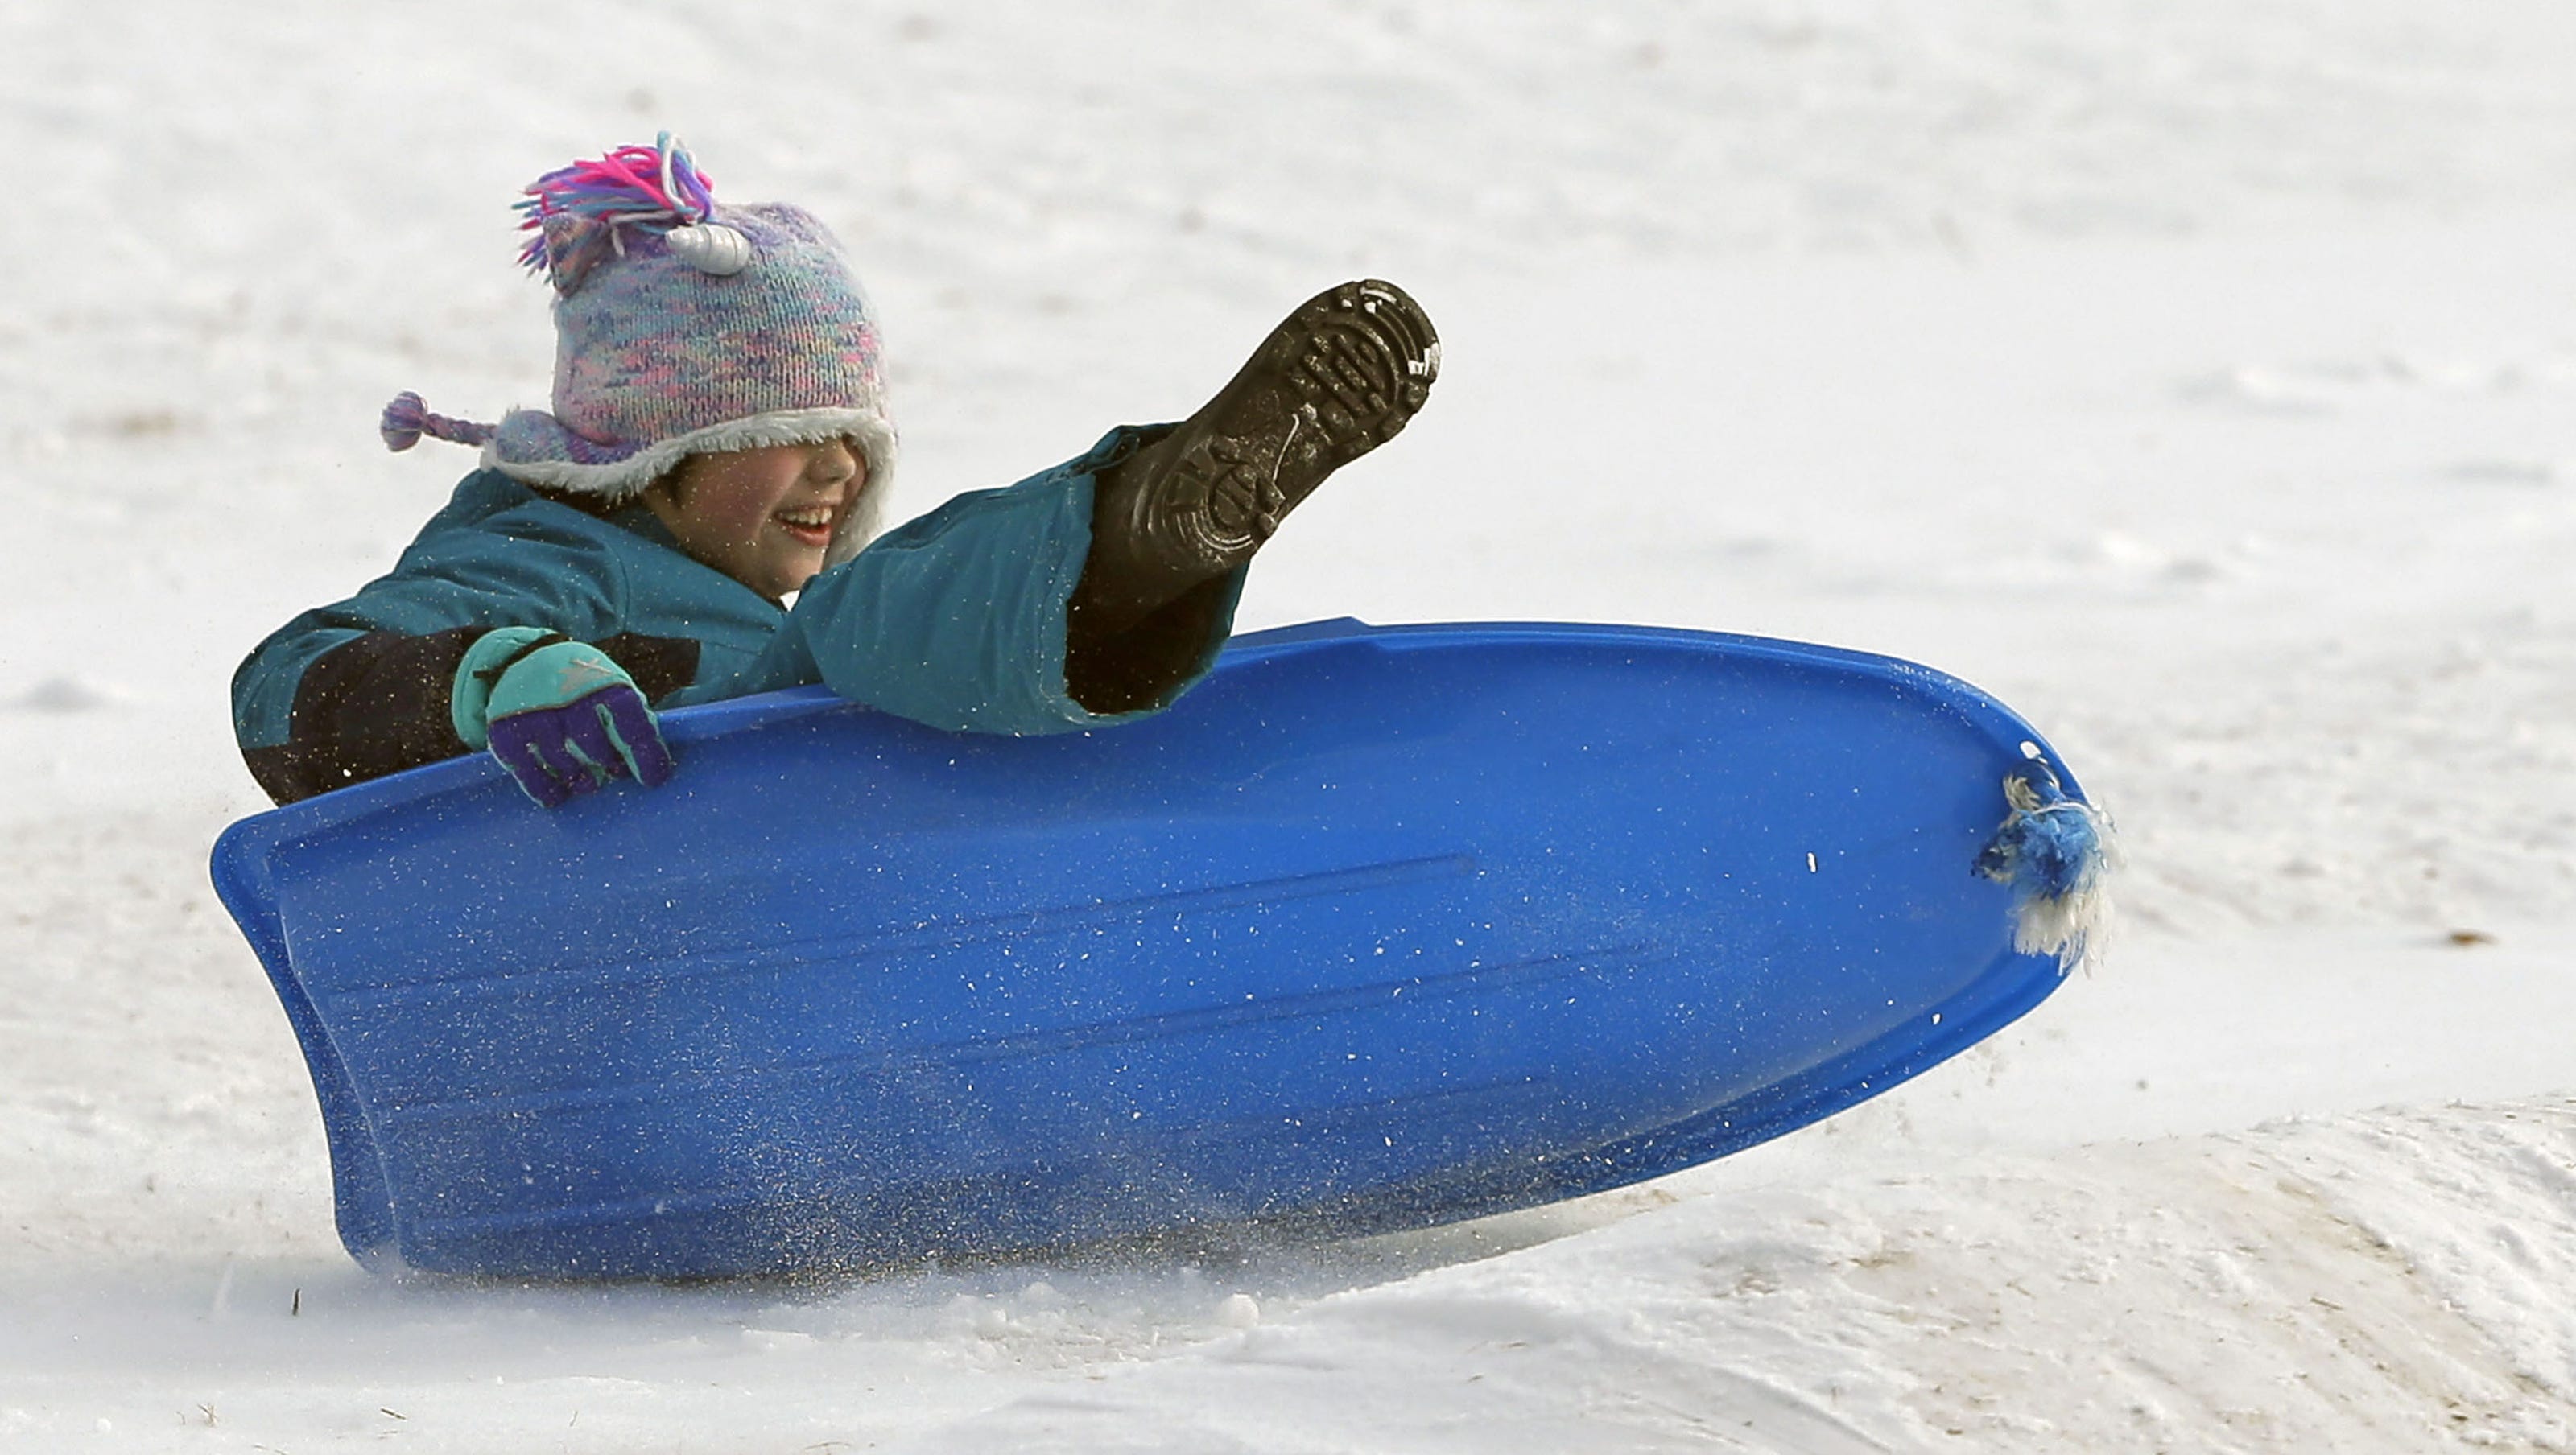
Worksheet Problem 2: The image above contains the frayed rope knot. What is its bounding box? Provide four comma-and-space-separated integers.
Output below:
1975, 752, 2112, 971
380, 392, 495, 453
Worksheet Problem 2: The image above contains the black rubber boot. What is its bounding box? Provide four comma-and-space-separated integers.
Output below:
1073, 280, 1440, 640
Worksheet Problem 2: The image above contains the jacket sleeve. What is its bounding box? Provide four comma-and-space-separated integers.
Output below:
230, 513, 694, 806
235, 624, 486, 806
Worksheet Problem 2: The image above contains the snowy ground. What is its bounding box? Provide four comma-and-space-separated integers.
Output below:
4, 2, 2574, 1449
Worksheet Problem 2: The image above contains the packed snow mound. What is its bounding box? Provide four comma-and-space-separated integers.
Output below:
921, 1098, 2576, 1454
3, 1094, 2569, 1453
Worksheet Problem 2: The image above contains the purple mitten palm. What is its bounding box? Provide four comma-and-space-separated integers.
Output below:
485, 683, 677, 808
455, 630, 680, 809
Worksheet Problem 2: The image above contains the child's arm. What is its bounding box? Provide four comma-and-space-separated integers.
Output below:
231, 517, 682, 804
233, 621, 493, 802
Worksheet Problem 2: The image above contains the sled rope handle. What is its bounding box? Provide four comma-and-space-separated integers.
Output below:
1974, 744, 2112, 971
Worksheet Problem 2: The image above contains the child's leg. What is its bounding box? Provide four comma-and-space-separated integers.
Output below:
701, 428, 1246, 734
695, 281, 1438, 735
1071, 281, 1439, 641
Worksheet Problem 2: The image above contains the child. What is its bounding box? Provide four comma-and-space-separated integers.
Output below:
232, 137, 1438, 807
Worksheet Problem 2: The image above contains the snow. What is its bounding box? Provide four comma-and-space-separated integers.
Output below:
4, 1, 2574, 1449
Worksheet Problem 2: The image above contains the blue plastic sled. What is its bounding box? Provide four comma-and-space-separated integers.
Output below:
211, 618, 2100, 1279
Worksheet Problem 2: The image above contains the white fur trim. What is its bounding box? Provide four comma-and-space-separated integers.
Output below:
489, 408, 897, 561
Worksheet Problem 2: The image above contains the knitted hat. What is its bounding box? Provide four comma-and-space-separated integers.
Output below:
382, 135, 895, 568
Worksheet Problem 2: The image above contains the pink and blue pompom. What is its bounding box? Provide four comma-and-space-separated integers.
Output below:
514, 132, 717, 274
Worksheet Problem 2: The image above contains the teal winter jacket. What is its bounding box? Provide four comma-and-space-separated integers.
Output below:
233, 429, 1241, 804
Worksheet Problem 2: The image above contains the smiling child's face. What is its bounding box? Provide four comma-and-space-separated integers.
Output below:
646, 439, 868, 600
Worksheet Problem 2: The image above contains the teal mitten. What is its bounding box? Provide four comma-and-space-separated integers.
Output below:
452, 628, 678, 807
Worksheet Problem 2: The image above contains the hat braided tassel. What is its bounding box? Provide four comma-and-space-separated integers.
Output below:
380, 391, 496, 453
